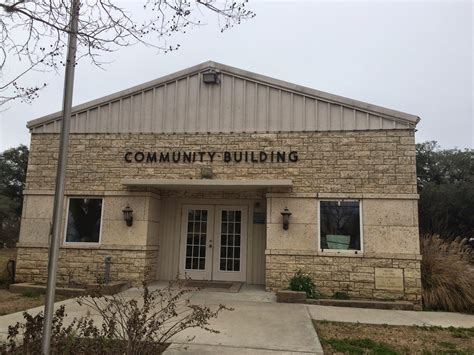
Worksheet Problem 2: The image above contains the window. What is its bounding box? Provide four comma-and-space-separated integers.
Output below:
319, 200, 361, 252
65, 198, 103, 243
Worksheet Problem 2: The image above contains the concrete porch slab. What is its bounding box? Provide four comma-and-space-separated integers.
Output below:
167, 298, 322, 354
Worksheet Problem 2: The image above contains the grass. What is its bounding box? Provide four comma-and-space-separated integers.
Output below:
321, 338, 398, 355
21, 291, 42, 299
421, 235, 474, 313
0, 289, 68, 316
314, 321, 474, 354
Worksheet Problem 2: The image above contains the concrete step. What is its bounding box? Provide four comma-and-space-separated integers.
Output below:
306, 298, 415, 310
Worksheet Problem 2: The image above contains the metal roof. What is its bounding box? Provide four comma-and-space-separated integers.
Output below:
27, 61, 420, 134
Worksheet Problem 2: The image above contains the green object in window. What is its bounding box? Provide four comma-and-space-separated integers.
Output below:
326, 234, 350, 250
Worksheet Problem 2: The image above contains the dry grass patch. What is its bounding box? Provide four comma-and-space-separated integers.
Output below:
0, 289, 67, 316
314, 320, 474, 354
421, 235, 474, 313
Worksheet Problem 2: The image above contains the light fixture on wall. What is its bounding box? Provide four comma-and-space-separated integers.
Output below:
122, 205, 133, 227
281, 207, 292, 231
201, 166, 213, 179
202, 69, 220, 84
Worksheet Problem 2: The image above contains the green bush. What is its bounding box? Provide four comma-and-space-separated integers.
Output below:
288, 270, 317, 299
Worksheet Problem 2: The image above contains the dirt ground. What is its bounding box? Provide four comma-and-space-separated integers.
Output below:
0, 289, 69, 316
314, 320, 474, 354
0, 249, 68, 316
0, 248, 16, 285
0, 289, 46, 316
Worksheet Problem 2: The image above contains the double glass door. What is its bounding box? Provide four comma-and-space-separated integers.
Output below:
179, 205, 248, 282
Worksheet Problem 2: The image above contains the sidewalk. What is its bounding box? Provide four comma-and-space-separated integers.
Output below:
0, 285, 324, 354
1, 284, 473, 354
308, 304, 474, 328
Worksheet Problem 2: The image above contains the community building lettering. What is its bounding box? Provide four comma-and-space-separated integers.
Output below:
124, 151, 299, 163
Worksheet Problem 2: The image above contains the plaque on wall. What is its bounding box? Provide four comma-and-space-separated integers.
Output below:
375, 268, 404, 291
253, 212, 266, 224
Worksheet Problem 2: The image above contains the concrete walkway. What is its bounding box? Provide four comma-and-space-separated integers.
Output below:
0, 284, 323, 354
308, 304, 474, 328
1, 284, 473, 354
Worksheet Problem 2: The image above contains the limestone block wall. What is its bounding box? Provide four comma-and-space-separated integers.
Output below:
265, 252, 422, 304
17, 129, 420, 296
266, 195, 419, 255
265, 194, 421, 303
15, 247, 158, 285
16, 191, 160, 285
25, 130, 417, 194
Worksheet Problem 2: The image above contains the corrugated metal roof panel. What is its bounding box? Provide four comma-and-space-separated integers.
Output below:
27, 61, 420, 134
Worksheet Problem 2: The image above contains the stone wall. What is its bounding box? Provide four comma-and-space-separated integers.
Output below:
17, 129, 420, 300
266, 252, 422, 305
25, 130, 417, 195
15, 246, 158, 285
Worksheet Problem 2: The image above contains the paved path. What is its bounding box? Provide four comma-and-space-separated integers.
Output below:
0, 285, 323, 354
1, 284, 473, 354
308, 304, 474, 328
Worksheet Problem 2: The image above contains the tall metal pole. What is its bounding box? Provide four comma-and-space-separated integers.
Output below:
41, 0, 79, 353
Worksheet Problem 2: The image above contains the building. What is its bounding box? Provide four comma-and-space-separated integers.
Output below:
16, 61, 422, 304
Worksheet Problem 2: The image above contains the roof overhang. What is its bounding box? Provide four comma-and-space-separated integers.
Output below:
122, 178, 293, 191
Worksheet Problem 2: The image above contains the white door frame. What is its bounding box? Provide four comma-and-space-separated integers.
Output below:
178, 205, 214, 280
212, 205, 248, 282
178, 204, 248, 282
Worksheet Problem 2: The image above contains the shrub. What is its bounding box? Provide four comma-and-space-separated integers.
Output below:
421, 235, 474, 313
288, 270, 317, 299
0, 279, 232, 354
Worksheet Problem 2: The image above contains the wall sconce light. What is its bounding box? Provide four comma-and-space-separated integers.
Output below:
122, 205, 133, 227
281, 207, 292, 231
201, 166, 213, 179
202, 69, 220, 84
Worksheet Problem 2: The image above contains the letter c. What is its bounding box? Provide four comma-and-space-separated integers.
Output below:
124, 152, 132, 163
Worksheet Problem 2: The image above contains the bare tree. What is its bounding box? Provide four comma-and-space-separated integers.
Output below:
0, 0, 255, 106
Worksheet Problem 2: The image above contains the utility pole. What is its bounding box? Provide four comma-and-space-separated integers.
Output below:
41, 0, 79, 353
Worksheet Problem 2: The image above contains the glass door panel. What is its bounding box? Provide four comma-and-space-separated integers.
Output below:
213, 206, 247, 282
180, 205, 213, 280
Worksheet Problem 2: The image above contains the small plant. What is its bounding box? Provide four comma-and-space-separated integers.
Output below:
21, 291, 41, 299
0, 279, 233, 354
332, 291, 349, 300
321, 338, 398, 355
288, 270, 317, 299
421, 234, 474, 313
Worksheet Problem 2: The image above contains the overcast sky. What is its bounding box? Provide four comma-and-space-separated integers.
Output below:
0, 0, 472, 151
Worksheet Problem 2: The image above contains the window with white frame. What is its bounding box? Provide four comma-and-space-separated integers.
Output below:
319, 200, 361, 251
65, 198, 103, 243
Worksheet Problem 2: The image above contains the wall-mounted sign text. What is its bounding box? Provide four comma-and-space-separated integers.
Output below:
124, 151, 298, 164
